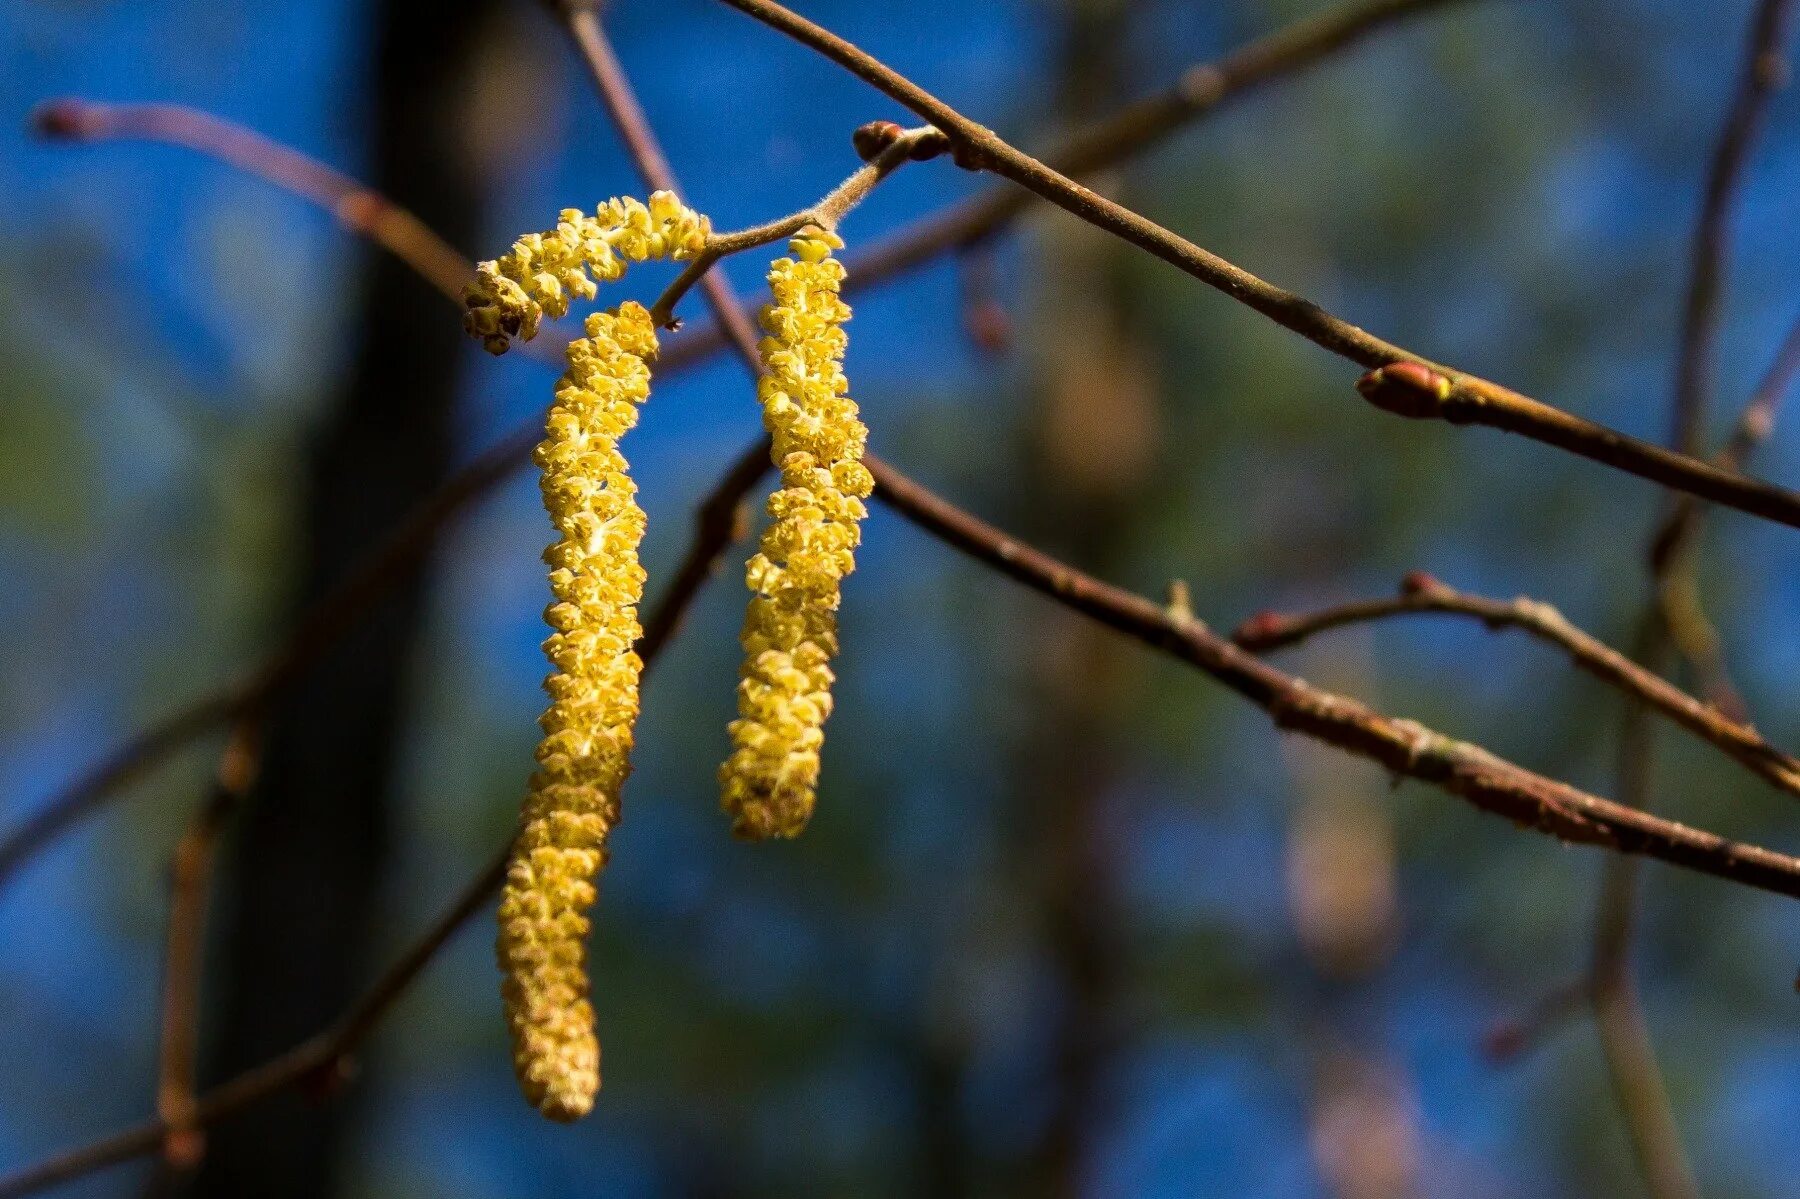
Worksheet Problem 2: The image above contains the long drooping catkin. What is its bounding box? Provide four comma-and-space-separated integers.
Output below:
466, 193, 707, 1121
720, 228, 872, 840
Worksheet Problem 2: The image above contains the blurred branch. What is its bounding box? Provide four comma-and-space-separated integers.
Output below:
29, 99, 474, 304
1232, 570, 1800, 801
0, 424, 537, 895
15, 449, 1800, 1196
716, 0, 1800, 533
1651, 311, 1800, 711
1667, 0, 1798, 457
2, 0, 1452, 879
1590, 5, 1796, 1196
150, 716, 265, 1179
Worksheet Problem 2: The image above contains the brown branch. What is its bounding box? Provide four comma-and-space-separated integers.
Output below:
1231, 571, 1800, 801
1588, 8, 1796, 1194
0, 495, 723, 1196
0, 423, 538, 895
608, 0, 1476, 363
5, 0, 1470, 876
1650, 311, 1800, 710
12, 452, 1800, 1198
151, 715, 265, 1176
867, 459, 1800, 896
1668, 0, 1799, 457
30, 99, 472, 303
0, 843, 508, 1199
716, 0, 1800, 534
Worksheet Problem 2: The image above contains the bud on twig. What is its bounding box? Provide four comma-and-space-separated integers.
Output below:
1355, 362, 1453, 420
28, 98, 100, 141
1232, 610, 1291, 647
852, 120, 949, 163
1398, 570, 1444, 599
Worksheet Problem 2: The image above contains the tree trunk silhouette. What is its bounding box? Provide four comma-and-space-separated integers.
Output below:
1016, 4, 1154, 1193
183, 1, 493, 1195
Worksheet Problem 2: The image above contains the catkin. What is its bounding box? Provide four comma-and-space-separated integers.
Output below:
469, 193, 707, 1121
720, 228, 872, 840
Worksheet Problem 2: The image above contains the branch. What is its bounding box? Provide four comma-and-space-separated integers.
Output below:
11, 452, 1800, 1198
150, 715, 264, 1176
0, 423, 538, 894
1231, 571, 1800, 801
1668, 0, 1799, 457
645, 123, 944, 329
866, 460, 1800, 897
716, 0, 1800, 534
1589, 8, 1796, 1194
29, 99, 471, 303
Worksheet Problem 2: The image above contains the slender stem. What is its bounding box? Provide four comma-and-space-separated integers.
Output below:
1232, 572, 1800, 800
716, 0, 1800, 533
646, 127, 943, 329
10, 453, 1800, 1198
1587, 7, 1796, 1196
1668, 0, 1799, 457
151, 715, 265, 1175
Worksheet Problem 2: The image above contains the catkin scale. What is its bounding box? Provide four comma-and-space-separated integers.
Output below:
468, 194, 707, 1121
721, 229, 870, 840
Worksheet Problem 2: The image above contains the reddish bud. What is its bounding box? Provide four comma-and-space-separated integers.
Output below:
1233, 610, 1289, 646
1356, 362, 1453, 420
29, 98, 100, 141
1398, 571, 1442, 598
852, 121, 905, 163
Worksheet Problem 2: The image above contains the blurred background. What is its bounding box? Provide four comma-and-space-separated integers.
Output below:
4, 0, 1800, 1195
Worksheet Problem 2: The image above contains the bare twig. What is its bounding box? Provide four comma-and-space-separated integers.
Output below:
30, 99, 471, 302
646, 124, 944, 329
11, 452, 1800, 1198
151, 715, 265, 1175
716, 0, 1800, 533
0, 423, 537, 894
1588, 7, 1796, 1195
866, 461, 1800, 896
1668, 0, 1799, 457
1231, 571, 1800, 801
1650, 311, 1800, 709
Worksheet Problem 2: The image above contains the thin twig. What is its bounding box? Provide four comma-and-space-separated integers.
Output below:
1589, 7, 1796, 1195
0, 423, 537, 895
6, 0, 1470, 876
716, 0, 1800, 533
151, 714, 265, 1175
1650, 311, 1800, 710
29, 99, 471, 301
1668, 0, 1799, 457
646, 124, 943, 329
1231, 571, 1800, 800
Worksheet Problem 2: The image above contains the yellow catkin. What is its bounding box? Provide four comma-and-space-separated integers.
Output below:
469, 192, 707, 1121
720, 228, 871, 840
464, 191, 709, 354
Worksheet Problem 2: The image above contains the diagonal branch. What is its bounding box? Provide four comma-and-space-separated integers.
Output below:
715, 0, 1800, 533
1231, 571, 1800, 800
8, 451, 1800, 1199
